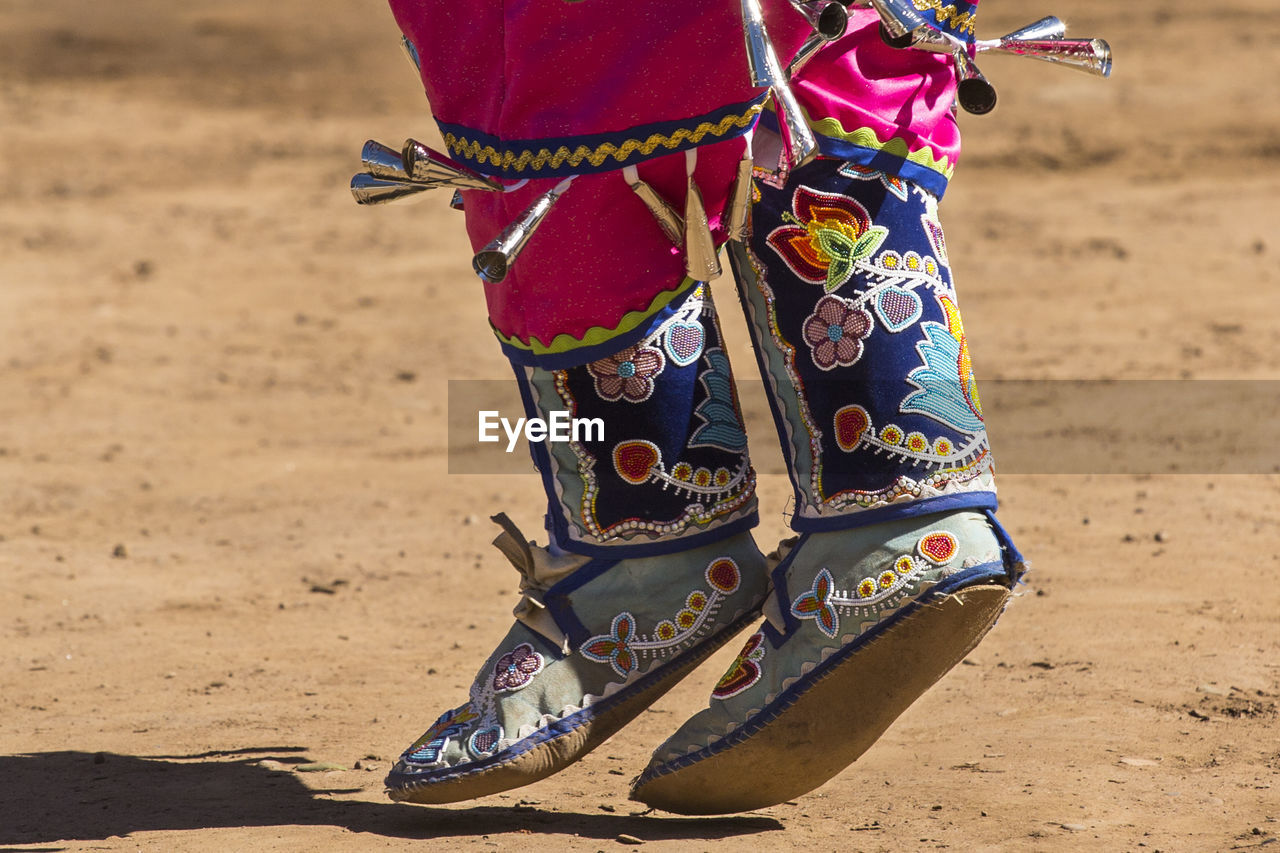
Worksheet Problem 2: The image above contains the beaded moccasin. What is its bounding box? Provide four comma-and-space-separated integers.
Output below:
630, 509, 1023, 814
385, 515, 770, 804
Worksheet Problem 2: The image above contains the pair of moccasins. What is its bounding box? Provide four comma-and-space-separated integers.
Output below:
384, 508, 1022, 815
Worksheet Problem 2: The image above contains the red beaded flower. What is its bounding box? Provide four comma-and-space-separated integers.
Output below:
492, 643, 544, 692
766, 185, 888, 293
580, 612, 638, 678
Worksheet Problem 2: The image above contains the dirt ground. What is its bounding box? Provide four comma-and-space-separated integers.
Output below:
2, 1, 1278, 850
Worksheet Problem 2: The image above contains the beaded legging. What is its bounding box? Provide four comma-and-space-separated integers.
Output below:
730, 157, 996, 532
514, 284, 758, 558
511, 157, 997, 556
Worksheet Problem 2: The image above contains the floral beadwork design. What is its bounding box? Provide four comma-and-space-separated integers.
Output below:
580, 612, 639, 677
552, 377, 756, 543
766, 185, 888, 294
736, 161, 997, 526
664, 319, 705, 367
468, 726, 503, 757
611, 439, 751, 499
801, 295, 873, 370
917, 531, 958, 564
876, 250, 939, 278
872, 283, 924, 332
819, 294, 986, 473
580, 557, 742, 678
833, 405, 870, 452
689, 348, 749, 451
831, 403, 988, 470
790, 567, 838, 638
712, 631, 767, 699
902, 295, 983, 433
405, 704, 480, 765
740, 231, 992, 516
789, 531, 960, 639
537, 285, 756, 547
491, 643, 545, 692
587, 345, 665, 403
921, 213, 949, 265
838, 162, 910, 201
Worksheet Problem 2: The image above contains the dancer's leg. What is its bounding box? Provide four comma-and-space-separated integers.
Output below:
632, 158, 1024, 813
386, 286, 772, 803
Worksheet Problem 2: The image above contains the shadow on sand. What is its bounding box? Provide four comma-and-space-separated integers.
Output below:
0, 749, 782, 845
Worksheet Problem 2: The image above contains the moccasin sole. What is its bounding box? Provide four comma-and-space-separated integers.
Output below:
630, 582, 1010, 815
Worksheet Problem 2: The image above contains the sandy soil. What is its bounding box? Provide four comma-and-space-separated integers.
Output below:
2, 1, 1278, 850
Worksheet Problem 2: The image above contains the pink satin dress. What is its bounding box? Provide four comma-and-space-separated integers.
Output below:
387, 0, 977, 364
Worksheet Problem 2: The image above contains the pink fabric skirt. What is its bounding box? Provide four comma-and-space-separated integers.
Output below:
387, 0, 975, 364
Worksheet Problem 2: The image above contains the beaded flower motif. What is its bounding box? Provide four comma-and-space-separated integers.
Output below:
405, 704, 480, 765
580, 557, 742, 678
766, 185, 888, 294
789, 531, 960, 639
712, 631, 767, 700
587, 345, 665, 403
491, 642, 544, 692
801, 295, 873, 370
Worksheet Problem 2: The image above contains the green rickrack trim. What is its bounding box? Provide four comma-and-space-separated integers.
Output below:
493, 276, 698, 356
808, 116, 956, 181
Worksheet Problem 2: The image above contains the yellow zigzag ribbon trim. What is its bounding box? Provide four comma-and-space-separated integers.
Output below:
912, 0, 977, 35
446, 105, 763, 174
808, 117, 956, 180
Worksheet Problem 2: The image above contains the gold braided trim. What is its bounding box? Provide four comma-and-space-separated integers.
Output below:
445, 105, 763, 174
912, 0, 977, 35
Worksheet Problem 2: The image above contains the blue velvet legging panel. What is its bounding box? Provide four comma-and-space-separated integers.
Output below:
730, 158, 996, 531
514, 285, 758, 557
